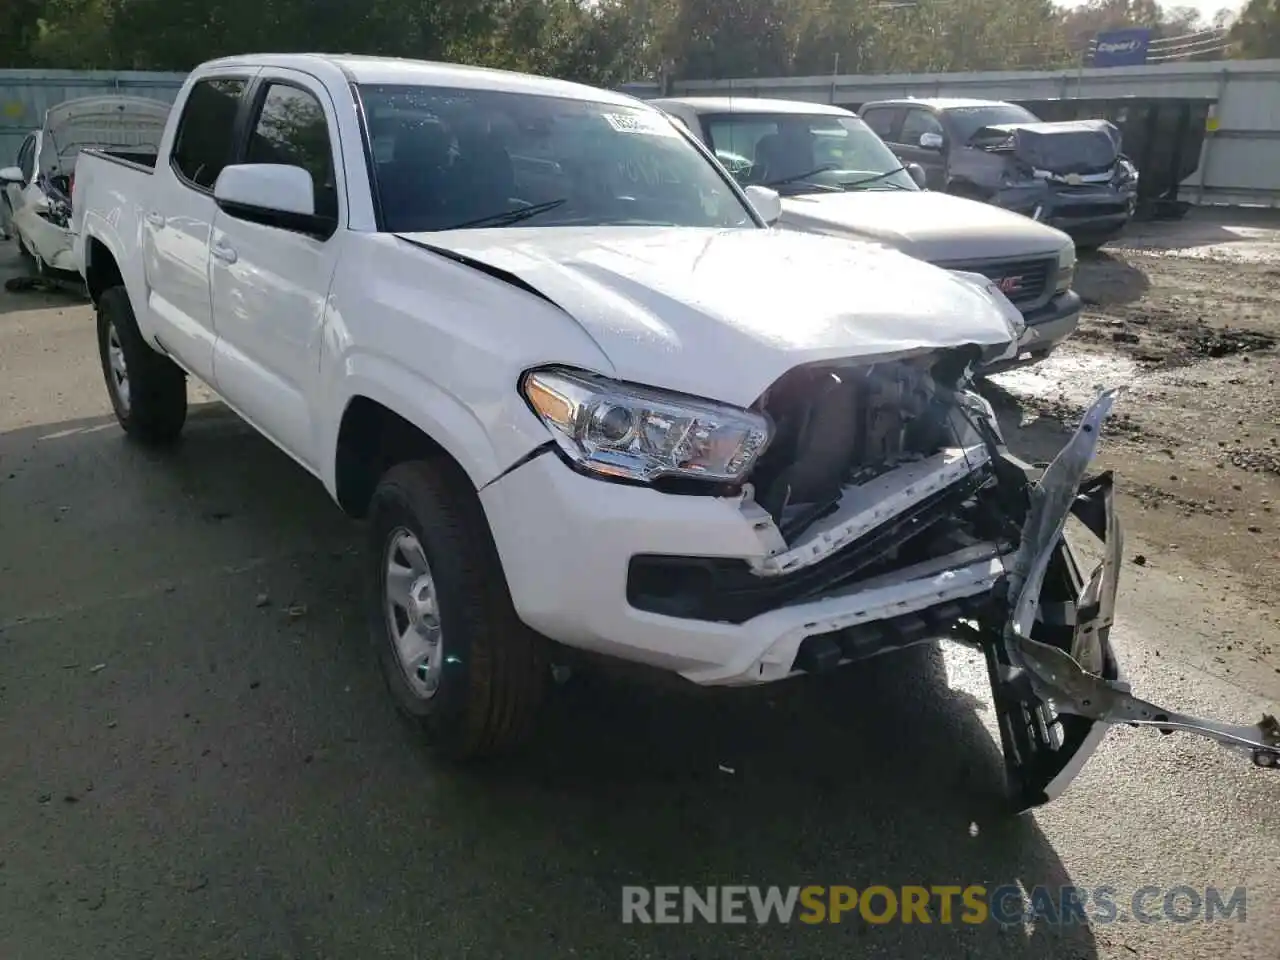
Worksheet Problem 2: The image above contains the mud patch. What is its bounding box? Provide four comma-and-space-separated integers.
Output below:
1187, 328, 1277, 360
1125, 480, 1239, 519
1230, 447, 1280, 477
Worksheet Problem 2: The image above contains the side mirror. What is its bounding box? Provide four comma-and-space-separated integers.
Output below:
919, 131, 944, 151
743, 184, 783, 226
0, 166, 24, 185
213, 163, 334, 237
906, 163, 928, 189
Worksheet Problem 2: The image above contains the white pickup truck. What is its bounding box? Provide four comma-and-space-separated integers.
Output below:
73, 54, 1277, 809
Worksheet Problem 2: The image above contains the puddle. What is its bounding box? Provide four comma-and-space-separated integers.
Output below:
988, 349, 1140, 408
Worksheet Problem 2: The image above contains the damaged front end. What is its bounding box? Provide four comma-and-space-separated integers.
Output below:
692, 350, 1278, 809
969, 119, 1138, 243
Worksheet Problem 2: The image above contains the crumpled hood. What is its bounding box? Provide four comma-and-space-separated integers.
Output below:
972, 119, 1122, 176
778, 190, 1070, 262
397, 226, 1021, 407
43, 96, 170, 162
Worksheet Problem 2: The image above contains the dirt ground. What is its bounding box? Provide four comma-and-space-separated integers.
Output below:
984, 210, 1280, 682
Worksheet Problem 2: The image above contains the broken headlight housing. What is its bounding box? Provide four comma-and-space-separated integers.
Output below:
521, 367, 771, 484
1055, 241, 1076, 293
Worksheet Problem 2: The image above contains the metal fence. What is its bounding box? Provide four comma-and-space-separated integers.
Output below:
0, 69, 186, 161
6, 63, 1280, 206
662, 58, 1280, 207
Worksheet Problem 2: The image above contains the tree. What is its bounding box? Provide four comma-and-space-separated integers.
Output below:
665, 0, 794, 79
0, 0, 1260, 79
1230, 0, 1280, 57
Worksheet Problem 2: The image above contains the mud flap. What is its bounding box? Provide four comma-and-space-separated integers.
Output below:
984, 388, 1280, 813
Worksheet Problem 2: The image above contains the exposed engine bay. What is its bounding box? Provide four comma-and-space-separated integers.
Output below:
627, 347, 1279, 810
35, 173, 73, 230
748, 349, 985, 540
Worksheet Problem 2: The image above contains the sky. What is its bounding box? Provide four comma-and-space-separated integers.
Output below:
1054, 0, 1244, 22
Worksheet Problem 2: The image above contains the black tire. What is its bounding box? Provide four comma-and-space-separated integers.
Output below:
16, 232, 37, 267
367, 458, 547, 759
96, 285, 187, 444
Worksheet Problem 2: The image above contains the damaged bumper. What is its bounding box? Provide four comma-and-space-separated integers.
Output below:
480, 449, 1021, 685
994, 180, 1136, 243
991, 387, 1280, 808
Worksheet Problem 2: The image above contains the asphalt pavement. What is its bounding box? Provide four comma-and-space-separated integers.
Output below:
1, 246, 1277, 959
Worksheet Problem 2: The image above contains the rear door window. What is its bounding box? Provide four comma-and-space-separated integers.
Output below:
170, 77, 248, 190
861, 108, 898, 141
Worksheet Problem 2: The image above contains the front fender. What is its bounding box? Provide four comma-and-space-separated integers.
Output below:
321, 349, 552, 496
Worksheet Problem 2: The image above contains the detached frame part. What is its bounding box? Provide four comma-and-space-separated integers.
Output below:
975, 388, 1278, 809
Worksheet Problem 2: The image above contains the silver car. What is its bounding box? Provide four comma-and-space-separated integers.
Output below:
1, 96, 169, 275
653, 96, 1082, 371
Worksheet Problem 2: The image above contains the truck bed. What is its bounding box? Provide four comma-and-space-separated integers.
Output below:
80, 147, 157, 174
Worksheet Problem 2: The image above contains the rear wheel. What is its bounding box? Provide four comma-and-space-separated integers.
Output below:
367, 459, 547, 759
95, 286, 187, 445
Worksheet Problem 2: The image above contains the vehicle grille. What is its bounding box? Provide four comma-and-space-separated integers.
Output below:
1056, 201, 1129, 219
948, 256, 1055, 308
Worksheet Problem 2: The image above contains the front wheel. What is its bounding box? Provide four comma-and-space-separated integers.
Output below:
95, 286, 187, 445
367, 459, 547, 759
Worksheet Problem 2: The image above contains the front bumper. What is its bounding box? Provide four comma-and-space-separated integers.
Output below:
994, 181, 1137, 241
480, 449, 1019, 685
982, 289, 1081, 373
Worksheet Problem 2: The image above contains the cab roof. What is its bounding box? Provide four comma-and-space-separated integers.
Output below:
652, 97, 855, 117
861, 97, 1017, 111
199, 53, 646, 107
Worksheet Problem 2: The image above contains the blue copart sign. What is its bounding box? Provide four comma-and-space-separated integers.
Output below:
1092, 28, 1151, 67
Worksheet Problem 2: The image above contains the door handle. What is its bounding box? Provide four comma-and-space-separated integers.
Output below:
145, 211, 165, 228
210, 239, 238, 264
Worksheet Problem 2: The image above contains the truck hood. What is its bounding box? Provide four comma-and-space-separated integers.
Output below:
777, 189, 1069, 261
971, 119, 1122, 176
43, 96, 170, 161
397, 226, 1022, 407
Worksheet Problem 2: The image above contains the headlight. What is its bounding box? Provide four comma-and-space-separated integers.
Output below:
521, 367, 772, 484
1055, 241, 1076, 293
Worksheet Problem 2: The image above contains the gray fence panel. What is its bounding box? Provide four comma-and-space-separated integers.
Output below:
0, 69, 187, 162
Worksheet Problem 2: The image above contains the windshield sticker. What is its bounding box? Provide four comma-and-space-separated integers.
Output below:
603, 113, 676, 137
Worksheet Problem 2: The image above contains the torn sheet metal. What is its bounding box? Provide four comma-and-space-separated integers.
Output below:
1005, 388, 1280, 772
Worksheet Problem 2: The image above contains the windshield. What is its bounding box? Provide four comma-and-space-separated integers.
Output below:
357, 85, 756, 232
945, 104, 1041, 142
702, 113, 916, 195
